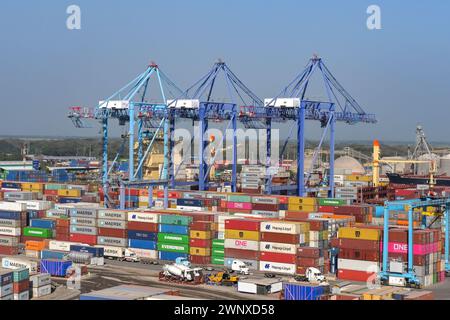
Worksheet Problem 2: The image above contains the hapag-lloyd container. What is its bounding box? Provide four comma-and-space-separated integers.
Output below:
224, 239, 259, 251
251, 196, 279, 205
259, 261, 296, 275
260, 221, 308, 235
127, 212, 159, 223
260, 241, 298, 254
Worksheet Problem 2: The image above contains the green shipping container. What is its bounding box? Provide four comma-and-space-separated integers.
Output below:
318, 198, 347, 206
211, 256, 225, 265
158, 233, 189, 244
159, 214, 192, 226
157, 242, 189, 254
227, 195, 252, 203
13, 268, 29, 282
23, 227, 53, 238
212, 239, 225, 248
44, 183, 65, 190
212, 248, 225, 256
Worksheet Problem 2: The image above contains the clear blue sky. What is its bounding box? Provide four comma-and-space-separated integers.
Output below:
0, 0, 449, 142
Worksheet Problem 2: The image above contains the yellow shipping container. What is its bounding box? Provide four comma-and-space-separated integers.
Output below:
338, 227, 381, 241
287, 204, 317, 212
57, 189, 81, 197
189, 247, 211, 256
225, 229, 260, 241
288, 197, 317, 206
345, 175, 372, 182
190, 230, 212, 240
21, 183, 44, 191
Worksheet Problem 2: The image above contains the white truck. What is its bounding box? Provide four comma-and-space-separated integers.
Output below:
95, 246, 140, 263
160, 257, 203, 283
294, 267, 328, 285
229, 259, 250, 275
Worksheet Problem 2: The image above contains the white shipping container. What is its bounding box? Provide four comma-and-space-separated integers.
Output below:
97, 236, 127, 247
0, 283, 13, 298
259, 241, 298, 254
260, 221, 302, 235
0, 294, 13, 300
32, 284, 51, 298
70, 225, 97, 235
30, 273, 51, 288
25, 250, 40, 259
127, 211, 159, 223
129, 248, 158, 259
337, 259, 380, 273
0, 202, 26, 212
1, 257, 38, 273
0, 227, 21, 237
14, 291, 29, 300
49, 240, 81, 252
97, 219, 127, 229
0, 235, 19, 247
258, 261, 296, 275
251, 196, 279, 205
70, 217, 97, 227
251, 210, 280, 218
16, 200, 52, 211
224, 239, 259, 251
0, 218, 21, 228
98, 209, 127, 221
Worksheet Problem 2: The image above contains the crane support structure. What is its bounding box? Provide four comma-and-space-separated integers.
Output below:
380, 198, 450, 287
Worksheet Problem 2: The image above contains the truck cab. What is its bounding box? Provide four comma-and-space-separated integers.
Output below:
231, 260, 250, 275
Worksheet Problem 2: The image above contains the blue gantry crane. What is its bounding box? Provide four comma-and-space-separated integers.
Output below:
240, 55, 377, 196
167, 60, 263, 192
68, 62, 183, 208
379, 198, 450, 288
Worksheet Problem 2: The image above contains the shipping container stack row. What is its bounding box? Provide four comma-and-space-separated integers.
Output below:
0, 201, 27, 256
335, 226, 446, 287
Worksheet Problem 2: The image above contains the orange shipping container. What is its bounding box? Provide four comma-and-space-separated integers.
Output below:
25, 240, 46, 251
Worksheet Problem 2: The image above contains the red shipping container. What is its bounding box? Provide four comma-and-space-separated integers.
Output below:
190, 221, 212, 231
337, 269, 377, 282
126, 222, 158, 232
337, 238, 380, 251
284, 211, 310, 220
13, 279, 30, 293
297, 257, 322, 267
190, 255, 211, 265
260, 251, 296, 264
227, 209, 252, 215
318, 206, 335, 213
308, 220, 326, 231
251, 203, 279, 211
225, 219, 260, 231
56, 219, 70, 227
297, 247, 322, 258
260, 232, 299, 244
189, 239, 212, 248
56, 234, 70, 241
184, 212, 215, 222
70, 233, 97, 245
241, 189, 261, 194
0, 245, 19, 255
44, 190, 58, 196
278, 196, 288, 205
339, 248, 380, 262
56, 226, 69, 234
224, 248, 259, 260
97, 227, 127, 238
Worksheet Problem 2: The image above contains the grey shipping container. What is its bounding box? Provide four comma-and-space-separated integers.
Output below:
70, 217, 97, 227
97, 236, 127, 247
97, 219, 127, 230
70, 225, 97, 235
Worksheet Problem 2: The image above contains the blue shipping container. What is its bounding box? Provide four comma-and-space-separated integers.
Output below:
128, 239, 157, 250
1, 182, 21, 189
40, 259, 72, 277
59, 197, 81, 204
176, 198, 203, 207
158, 224, 189, 235
0, 211, 23, 220
30, 219, 56, 230
70, 245, 104, 257
158, 251, 188, 261
41, 250, 67, 260
283, 283, 327, 301
127, 230, 157, 241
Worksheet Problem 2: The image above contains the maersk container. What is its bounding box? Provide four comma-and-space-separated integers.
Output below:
40, 259, 72, 277
70, 217, 97, 227
14, 291, 30, 300
158, 251, 188, 261
157, 233, 189, 244
97, 236, 127, 247
0, 283, 13, 297
97, 219, 127, 230
32, 284, 52, 298
68, 208, 98, 218
158, 224, 189, 235
1, 257, 38, 274
70, 245, 104, 257
98, 209, 127, 221
283, 283, 328, 301
40, 249, 67, 260
29, 273, 51, 288
70, 225, 97, 235
0, 227, 21, 237
30, 219, 56, 230
159, 214, 192, 226
23, 227, 52, 238
127, 230, 157, 241
128, 239, 157, 250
